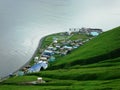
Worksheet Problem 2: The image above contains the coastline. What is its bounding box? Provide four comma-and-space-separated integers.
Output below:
0, 35, 46, 81
1, 32, 61, 81
1, 32, 63, 81
15, 35, 46, 73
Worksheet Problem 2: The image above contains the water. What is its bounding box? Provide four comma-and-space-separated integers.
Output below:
0, 0, 68, 78
0, 0, 120, 78
0, 30, 54, 78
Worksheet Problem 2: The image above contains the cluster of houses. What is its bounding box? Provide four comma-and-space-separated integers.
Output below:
69, 27, 102, 36
16, 28, 101, 76
25, 38, 93, 74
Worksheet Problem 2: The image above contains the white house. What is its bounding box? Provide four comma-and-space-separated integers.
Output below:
34, 56, 39, 62
63, 46, 73, 50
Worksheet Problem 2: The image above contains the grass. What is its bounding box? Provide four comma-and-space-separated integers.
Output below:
0, 79, 120, 90
69, 33, 91, 41
1, 76, 38, 84
0, 26, 120, 90
30, 32, 90, 66
28, 65, 120, 81
29, 32, 64, 65
50, 26, 120, 68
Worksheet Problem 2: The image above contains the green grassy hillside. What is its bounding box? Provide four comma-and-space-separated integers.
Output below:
50, 26, 120, 69
0, 26, 120, 90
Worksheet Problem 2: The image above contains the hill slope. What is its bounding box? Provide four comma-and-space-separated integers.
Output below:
50, 26, 120, 69
0, 26, 120, 90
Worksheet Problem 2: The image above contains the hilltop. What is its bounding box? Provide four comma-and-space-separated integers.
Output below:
0, 26, 120, 90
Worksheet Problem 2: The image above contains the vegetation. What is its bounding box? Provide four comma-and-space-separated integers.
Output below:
0, 26, 120, 90
50, 26, 120, 69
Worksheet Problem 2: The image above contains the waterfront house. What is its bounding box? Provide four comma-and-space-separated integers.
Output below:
27, 61, 48, 73
28, 63, 41, 73
34, 56, 39, 63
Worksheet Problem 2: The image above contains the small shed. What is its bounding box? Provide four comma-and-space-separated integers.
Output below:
37, 77, 42, 82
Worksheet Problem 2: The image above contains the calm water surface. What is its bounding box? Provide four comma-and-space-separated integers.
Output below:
0, 0, 68, 78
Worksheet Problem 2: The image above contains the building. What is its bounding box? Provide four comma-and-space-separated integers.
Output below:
69, 27, 103, 35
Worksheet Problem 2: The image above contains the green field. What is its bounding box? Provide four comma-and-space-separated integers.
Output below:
0, 26, 120, 90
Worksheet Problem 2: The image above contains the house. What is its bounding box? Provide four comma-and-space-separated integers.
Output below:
53, 40, 58, 43
63, 46, 73, 51
61, 50, 69, 56
47, 46, 57, 51
28, 63, 41, 73
38, 61, 48, 69
27, 61, 48, 73
34, 56, 39, 63
43, 50, 54, 56
65, 31, 71, 36
90, 32, 99, 36
17, 71, 24, 76
79, 42, 83, 46
39, 61, 48, 69
48, 56, 55, 62
55, 45, 61, 49
40, 57, 48, 61
47, 46, 54, 50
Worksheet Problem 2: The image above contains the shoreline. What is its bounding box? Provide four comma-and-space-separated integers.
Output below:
0, 35, 46, 81
15, 35, 46, 73
1, 32, 64, 81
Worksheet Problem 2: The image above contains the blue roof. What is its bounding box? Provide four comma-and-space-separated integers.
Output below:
28, 63, 41, 73
28, 61, 48, 73
91, 32, 99, 36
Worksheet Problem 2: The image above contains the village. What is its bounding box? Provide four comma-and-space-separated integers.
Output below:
15, 28, 102, 76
